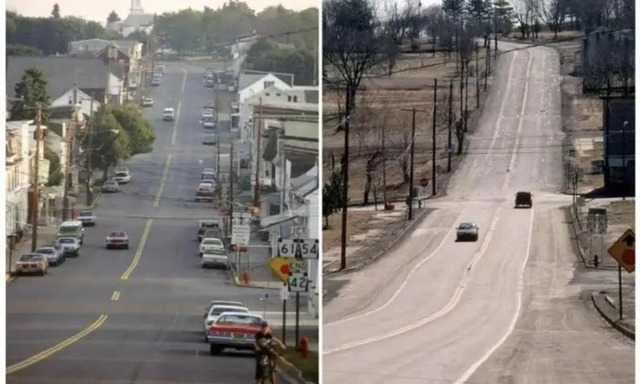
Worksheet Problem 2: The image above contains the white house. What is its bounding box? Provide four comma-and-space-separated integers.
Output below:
50, 88, 101, 117
6, 121, 32, 236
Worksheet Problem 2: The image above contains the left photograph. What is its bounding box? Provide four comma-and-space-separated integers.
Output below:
5, 1, 319, 383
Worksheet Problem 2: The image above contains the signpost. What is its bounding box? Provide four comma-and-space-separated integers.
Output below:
231, 212, 252, 280
280, 283, 289, 345
587, 211, 607, 266
277, 238, 319, 259
607, 228, 635, 321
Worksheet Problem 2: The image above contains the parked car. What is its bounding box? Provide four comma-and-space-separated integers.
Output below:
36, 247, 64, 266
151, 77, 161, 86
202, 134, 217, 145
199, 238, 225, 256
163, 108, 175, 121
456, 222, 479, 242
102, 180, 119, 193
201, 168, 216, 180
515, 191, 533, 208
198, 220, 221, 242
16, 253, 48, 276
204, 300, 245, 316
114, 169, 131, 184
56, 220, 85, 244
202, 304, 249, 339
56, 237, 80, 257
206, 313, 265, 355
196, 183, 215, 202
141, 97, 154, 107
202, 248, 229, 270
78, 210, 96, 226
106, 231, 129, 250
202, 117, 216, 129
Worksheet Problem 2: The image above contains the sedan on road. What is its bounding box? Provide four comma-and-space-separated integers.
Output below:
202, 248, 229, 269
203, 305, 249, 339
141, 97, 154, 107
456, 222, 479, 242
206, 312, 265, 355
163, 108, 175, 121
202, 133, 217, 145
16, 253, 49, 276
113, 169, 131, 184
78, 210, 96, 226
56, 237, 80, 257
106, 231, 129, 250
102, 180, 119, 193
36, 247, 64, 266
202, 117, 216, 129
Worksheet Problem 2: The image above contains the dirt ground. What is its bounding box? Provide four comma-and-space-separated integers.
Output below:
323, 46, 493, 262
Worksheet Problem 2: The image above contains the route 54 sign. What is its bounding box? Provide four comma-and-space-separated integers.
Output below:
288, 272, 308, 292
278, 238, 319, 259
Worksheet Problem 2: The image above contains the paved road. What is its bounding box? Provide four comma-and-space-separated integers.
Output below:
323, 43, 634, 383
7, 62, 292, 383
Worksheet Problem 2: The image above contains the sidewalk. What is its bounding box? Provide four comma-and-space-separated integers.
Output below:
6, 224, 59, 280
230, 231, 283, 289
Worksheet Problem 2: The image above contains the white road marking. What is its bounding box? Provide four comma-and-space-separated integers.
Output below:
502, 50, 534, 194
454, 208, 535, 384
324, 210, 465, 328
324, 202, 506, 355
171, 68, 187, 146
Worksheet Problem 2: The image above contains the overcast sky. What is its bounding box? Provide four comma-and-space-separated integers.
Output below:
6, 0, 319, 24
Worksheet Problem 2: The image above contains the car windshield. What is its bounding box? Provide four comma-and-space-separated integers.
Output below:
115, 172, 128, 177
109, 232, 125, 237
203, 239, 221, 244
217, 314, 262, 325
80, 211, 93, 217
459, 223, 473, 229
58, 238, 75, 244
20, 254, 41, 261
59, 227, 78, 235
211, 307, 247, 316
36, 248, 54, 254
106, 181, 117, 186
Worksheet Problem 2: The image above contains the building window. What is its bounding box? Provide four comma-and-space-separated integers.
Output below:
265, 168, 270, 177
293, 96, 298, 102
288, 96, 292, 102
265, 93, 270, 96
264, 81, 275, 89
276, 93, 281, 97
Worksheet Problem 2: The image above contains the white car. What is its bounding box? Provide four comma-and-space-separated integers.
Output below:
113, 169, 131, 184
202, 109, 215, 119
202, 117, 216, 129
163, 108, 175, 121
141, 97, 153, 107
202, 134, 217, 145
201, 168, 216, 180
56, 237, 80, 257
77, 210, 96, 226
199, 238, 225, 256
196, 183, 215, 202
202, 248, 229, 270
202, 304, 249, 338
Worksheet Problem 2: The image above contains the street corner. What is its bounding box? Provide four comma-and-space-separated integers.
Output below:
591, 291, 635, 340
6, 273, 16, 283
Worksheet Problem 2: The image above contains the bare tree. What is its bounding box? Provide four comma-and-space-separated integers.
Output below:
423, 5, 444, 56
539, 0, 566, 39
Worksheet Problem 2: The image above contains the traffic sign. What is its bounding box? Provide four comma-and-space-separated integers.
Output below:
587, 214, 607, 234
287, 272, 308, 292
291, 226, 307, 238
277, 238, 319, 259
608, 228, 635, 273
280, 284, 290, 301
232, 213, 252, 226
231, 225, 250, 245
269, 257, 292, 283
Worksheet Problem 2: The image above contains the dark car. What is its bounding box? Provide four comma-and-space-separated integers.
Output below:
515, 192, 532, 208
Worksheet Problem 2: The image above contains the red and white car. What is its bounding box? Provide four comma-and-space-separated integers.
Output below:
106, 231, 129, 250
207, 312, 264, 355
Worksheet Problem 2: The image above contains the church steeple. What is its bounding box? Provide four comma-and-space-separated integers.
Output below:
130, 0, 143, 14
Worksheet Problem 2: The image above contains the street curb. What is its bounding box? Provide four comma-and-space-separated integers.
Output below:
275, 355, 316, 384
6, 274, 15, 283
591, 291, 635, 340
566, 206, 589, 267
229, 265, 281, 290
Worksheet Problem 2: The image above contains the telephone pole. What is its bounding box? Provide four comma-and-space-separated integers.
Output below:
475, 43, 480, 109
253, 98, 263, 209
381, 116, 387, 204
431, 79, 438, 196
86, 95, 94, 206
229, 140, 234, 232
63, 106, 78, 221
447, 80, 453, 172
31, 105, 43, 252
401, 108, 417, 220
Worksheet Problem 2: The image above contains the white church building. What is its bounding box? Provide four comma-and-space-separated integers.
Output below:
107, 0, 155, 38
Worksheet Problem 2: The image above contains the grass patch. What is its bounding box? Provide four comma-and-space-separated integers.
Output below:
280, 349, 318, 383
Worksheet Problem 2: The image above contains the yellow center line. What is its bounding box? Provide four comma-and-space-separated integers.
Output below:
7, 314, 108, 374
110, 291, 120, 301
120, 219, 153, 280
153, 154, 172, 207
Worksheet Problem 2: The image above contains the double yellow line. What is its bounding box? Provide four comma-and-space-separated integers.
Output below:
7, 314, 108, 374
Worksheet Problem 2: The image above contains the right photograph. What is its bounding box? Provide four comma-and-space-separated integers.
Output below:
322, 0, 635, 383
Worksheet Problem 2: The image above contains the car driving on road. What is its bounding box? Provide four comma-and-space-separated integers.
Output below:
141, 97, 154, 107
36, 246, 64, 266
56, 237, 80, 257
106, 231, 129, 249
203, 304, 249, 339
78, 210, 96, 226
162, 108, 175, 121
456, 222, 479, 242
16, 253, 49, 276
206, 312, 265, 355
515, 191, 533, 208
102, 180, 119, 193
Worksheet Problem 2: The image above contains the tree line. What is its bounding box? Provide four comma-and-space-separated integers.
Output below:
10, 67, 156, 185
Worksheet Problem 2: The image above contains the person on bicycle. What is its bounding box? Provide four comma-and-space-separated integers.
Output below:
254, 321, 285, 384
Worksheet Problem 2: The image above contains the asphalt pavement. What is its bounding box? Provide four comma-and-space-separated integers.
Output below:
6, 62, 300, 383
323, 43, 634, 383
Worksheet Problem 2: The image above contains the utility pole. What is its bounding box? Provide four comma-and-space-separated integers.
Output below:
447, 80, 453, 173
229, 140, 234, 237
400, 108, 417, 220
31, 105, 42, 252
431, 79, 437, 196
216, 136, 221, 201
340, 91, 352, 271
86, 95, 94, 206
63, 106, 78, 221
253, 98, 263, 209
381, 116, 387, 205
485, 45, 490, 91
475, 43, 480, 109
464, 63, 469, 132
460, 61, 464, 131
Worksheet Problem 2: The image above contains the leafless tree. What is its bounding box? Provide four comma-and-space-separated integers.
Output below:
539, 0, 565, 39
423, 5, 444, 56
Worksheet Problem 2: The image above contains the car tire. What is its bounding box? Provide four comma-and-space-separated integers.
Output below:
106, 245, 111, 250
210, 344, 223, 355
75, 252, 79, 257
125, 245, 129, 250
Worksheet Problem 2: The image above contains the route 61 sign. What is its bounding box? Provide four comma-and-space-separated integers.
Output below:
287, 272, 308, 292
